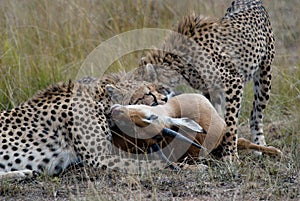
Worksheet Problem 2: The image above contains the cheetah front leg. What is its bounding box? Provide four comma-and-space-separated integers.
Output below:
221, 77, 244, 162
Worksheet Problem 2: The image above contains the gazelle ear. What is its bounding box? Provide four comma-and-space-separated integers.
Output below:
166, 117, 206, 133
141, 115, 205, 133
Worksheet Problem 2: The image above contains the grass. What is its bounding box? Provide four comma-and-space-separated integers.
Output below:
0, 0, 299, 200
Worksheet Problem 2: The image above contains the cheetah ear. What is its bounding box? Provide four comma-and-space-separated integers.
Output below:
105, 84, 117, 95
105, 84, 123, 103
139, 57, 148, 66
145, 63, 159, 83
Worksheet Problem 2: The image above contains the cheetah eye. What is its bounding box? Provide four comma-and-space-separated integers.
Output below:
146, 91, 159, 106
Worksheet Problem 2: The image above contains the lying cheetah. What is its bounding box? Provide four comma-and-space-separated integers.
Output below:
130, 0, 275, 161
0, 73, 174, 179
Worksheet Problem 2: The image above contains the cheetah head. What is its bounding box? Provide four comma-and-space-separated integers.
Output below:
105, 80, 174, 106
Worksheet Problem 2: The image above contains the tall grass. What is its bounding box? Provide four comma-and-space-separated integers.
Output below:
0, 0, 299, 108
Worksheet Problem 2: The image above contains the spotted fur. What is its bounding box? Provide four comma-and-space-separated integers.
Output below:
0, 73, 171, 178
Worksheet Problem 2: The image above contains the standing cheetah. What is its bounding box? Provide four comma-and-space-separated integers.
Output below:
131, 0, 275, 161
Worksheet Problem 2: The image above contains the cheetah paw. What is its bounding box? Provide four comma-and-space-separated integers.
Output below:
0, 170, 34, 181
180, 164, 208, 171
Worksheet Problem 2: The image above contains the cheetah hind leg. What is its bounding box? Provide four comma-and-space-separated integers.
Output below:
250, 52, 273, 155
237, 138, 282, 156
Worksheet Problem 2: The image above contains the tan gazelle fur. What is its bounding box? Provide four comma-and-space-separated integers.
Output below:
111, 94, 282, 160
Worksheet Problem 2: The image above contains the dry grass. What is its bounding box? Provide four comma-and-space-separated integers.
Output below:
0, 0, 299, 200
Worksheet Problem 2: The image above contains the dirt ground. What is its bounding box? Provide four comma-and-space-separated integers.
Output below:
1, 123, 299, 201
0, 158, 299, 201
